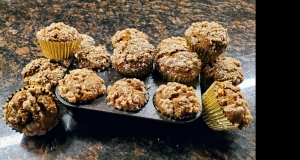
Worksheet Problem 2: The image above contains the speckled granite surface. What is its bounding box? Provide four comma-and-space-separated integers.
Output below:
0, 0, 256, 159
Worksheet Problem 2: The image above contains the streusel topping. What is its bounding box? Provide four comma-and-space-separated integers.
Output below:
58, 68, 106, 103
106, 78, 148, 110
111, 28, 149, 48
36, 22, 81, 42
77, 45, 111, 72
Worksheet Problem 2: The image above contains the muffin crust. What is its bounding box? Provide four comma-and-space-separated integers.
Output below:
111, 28, 149, 48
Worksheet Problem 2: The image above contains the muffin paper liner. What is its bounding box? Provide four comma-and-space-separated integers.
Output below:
2, 85, 61, 136
201, 81, 238, 131
37, 38, 82, 60
153, 93, 199, 120
186, 37, 224, 64
200, 72, 214, 93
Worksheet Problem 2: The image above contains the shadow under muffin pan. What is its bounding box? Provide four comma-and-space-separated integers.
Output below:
55, 63, 202, 124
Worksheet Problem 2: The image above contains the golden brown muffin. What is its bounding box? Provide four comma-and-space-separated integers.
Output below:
201, 56, 244, 91
76, 45, 111, 72
155, 37, 202, 83
153, 82, 201, 119
202, 81, 253, 130
2, 86, 58, 136
111, 38, 156, 77
57, 68, 106, 103
111, 28, 149, 48
184, 21, 230, 63
106, 78, 148, 111
77, 34, 95, 51
21, 58, 67, 90
36, 22, 82, 60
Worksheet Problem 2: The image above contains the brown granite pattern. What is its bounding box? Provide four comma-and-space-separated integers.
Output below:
0, 0, 256, 159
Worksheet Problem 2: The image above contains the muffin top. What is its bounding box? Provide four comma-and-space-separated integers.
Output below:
2, 87, 58, 136
106, 78, 148, 111
77, 45, 111, 72
154, 82, 201, 119
155, 37, 201, 79
111, 28, 149, 48
156, 37, 189, 56
58, 68, 106, 103
78, 34, 95, 50
36, 22, 81, 42
184, 21, 230, 52
111, 38, 156, 72
202, 57, 244, 85
213, 81, 252, 130
21, 58, 67, 90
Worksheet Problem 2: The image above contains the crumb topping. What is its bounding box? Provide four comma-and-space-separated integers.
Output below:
36, 22, 81, 42
58, 68, 106, 103
106, 78, 147, 110
111, 38, 156, 73
21, 58, 67, 90
214, 81, 252, 130
2, 87, 58, 136
78, 34, 95, 50
154, 82, 201, 118
184, 21, 229, 52
202, 57, 244, 85
111, 28, 149, 48
155, 37, 201, 80
77, 45, 111, 72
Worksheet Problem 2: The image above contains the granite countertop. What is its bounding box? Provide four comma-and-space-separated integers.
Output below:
0, 0, 256, 159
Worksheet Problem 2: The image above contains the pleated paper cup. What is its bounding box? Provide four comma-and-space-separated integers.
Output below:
201, 81, 238, 131
185, 37, 225, 64
2, 85, 61, 136
37, 38, 82, 60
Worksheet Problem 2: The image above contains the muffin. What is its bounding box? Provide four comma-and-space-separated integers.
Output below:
184, 21, 230, 63
76, 45, 111, 72
106, 78, 148, 111
2, 86, 59, 136
111, 38, 156, 77
153, 82, 201, 119
21, 58, 67, 90
36, 22, 82, 60
57, 68, 106, 103
111, 28, 149, 48
77, 33, 95, 51
155, 37, 202, 83
201, 56, 244, 92
201, 81, 253, 131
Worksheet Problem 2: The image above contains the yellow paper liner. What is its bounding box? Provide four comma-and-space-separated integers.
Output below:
2, 85, 61, 136
201, 81, 238, 131
37, 38, 82, 60
185, 37, 224, 64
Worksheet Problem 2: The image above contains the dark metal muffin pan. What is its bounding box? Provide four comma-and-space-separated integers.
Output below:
55, 64, 202, 124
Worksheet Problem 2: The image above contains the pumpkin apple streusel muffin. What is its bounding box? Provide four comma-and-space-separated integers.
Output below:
155, 37, 202, 83
2, 86, 59, 136
57, 68, 106, 103
21, 58, 67, 90
153, 82, 202, 119
106, 78, 148, 111
201, 81, 253, 131
76, 45, 111, 72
